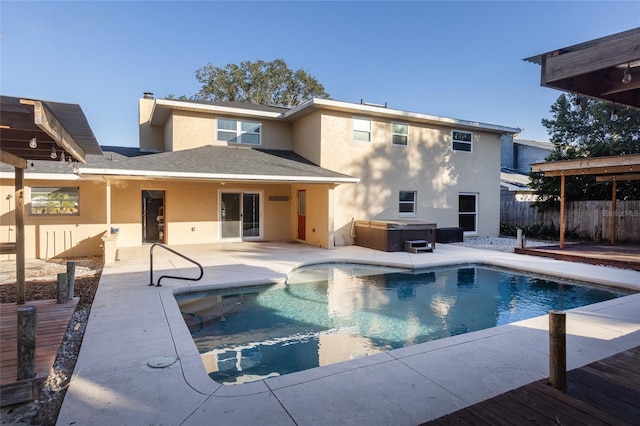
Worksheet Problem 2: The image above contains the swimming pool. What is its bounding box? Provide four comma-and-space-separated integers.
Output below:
176, 263, 633, 384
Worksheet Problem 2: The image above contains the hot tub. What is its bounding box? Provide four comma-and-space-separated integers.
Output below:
354, 220, 437, 252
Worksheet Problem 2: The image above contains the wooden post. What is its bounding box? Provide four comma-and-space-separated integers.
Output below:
15, 168, 25, 305
559, 174, 566, 249
549, 310, 567, 391
67, 261, 76, 300
57, 273, 69, 304
17, 306, 37, 380
610, 179, 617, 244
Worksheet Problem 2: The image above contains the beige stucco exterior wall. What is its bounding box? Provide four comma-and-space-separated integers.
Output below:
1, 178, 107, 259
109, 179, 293, 247
316, 112, 502, 245
154, 110, 294, 152
290, 183, 332, 248
139, 98, 164, 152
291, 111, 322, 164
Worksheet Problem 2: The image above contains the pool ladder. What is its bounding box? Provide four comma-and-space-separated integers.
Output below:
149, 243, 204, 287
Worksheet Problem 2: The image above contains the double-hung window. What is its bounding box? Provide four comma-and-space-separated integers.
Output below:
452, 130, 472, 152
399, 191, 416, 215
217, 119, 261, 145
353, 118, 371, 142
392, 123, 408, 146
458, 193, 478, 233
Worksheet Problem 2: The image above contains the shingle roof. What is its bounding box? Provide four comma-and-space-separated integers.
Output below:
80, 145, 356, 182
1, 145, 357, 183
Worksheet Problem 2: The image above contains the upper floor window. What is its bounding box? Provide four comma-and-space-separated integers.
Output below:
399, 190, 416, 215
30, 187, 79, 215
353, 118, 371, 142
452, 130, 472, 152
217, 119, 261, 145
391, 123, 408, 146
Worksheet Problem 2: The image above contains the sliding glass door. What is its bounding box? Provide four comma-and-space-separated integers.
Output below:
220, 191, 262, 240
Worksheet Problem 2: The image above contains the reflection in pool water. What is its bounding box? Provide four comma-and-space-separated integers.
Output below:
176, 264, 632, 384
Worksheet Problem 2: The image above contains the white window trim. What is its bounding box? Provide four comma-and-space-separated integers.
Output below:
217, 118, 262, 145
399, 190, 417, 216
451, 130, 473, 153
352, 117, 371, 143
458, 192, 478, 236
391, 122, 409, 146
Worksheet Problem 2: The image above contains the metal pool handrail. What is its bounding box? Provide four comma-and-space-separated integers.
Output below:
149, 243, 204, 287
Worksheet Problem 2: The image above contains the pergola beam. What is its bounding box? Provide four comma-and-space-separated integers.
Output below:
0, 150, 28, 169
542, 35, 640, 84
596, 173, 640, 182
33, 101, 88, 164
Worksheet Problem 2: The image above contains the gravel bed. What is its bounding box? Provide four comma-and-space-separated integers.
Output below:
451, 236, 557, 253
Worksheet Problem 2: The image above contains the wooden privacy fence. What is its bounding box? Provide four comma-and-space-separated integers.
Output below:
501, 200, 640, 243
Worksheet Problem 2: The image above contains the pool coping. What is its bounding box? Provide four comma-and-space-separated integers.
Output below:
57, 242, 640, 425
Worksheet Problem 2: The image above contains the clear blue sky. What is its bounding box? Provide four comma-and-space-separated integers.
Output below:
2, 1, 639, 148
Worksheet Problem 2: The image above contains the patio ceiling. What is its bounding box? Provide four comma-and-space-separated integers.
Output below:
525, 27, 640, 110
0, 96, 102, 168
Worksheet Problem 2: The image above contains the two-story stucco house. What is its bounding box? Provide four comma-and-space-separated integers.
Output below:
0, 94, 521, 260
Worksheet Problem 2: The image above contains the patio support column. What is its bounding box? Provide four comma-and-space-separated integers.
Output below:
15, 167, 25, 304
610, 179, 617, 243
105, 178, 111, 229
559, 174, 566, 249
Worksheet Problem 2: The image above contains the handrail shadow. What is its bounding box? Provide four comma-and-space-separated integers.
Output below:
149, 243, 204, 287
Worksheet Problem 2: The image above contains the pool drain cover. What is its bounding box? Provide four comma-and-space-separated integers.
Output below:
147, 356, 178, 368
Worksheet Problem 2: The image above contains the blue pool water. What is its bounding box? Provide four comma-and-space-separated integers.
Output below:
176, 264, 632, 384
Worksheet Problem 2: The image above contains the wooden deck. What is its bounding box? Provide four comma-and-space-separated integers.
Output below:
515, 243, 640, 271
0, 298, 78, 407
426, 345, 640, 425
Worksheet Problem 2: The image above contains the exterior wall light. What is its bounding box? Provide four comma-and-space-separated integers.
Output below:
622, 65, 632, 84
572, 97, 582, 112
50, 144, 58, 159
29, 137, 37, 149
611, 108, 619, 122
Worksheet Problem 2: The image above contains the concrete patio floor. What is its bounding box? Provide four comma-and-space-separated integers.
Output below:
56, 242, 640, 425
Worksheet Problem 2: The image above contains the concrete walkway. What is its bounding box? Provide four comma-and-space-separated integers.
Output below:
56, 242, 640, 425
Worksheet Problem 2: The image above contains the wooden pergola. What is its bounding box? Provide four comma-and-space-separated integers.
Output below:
525, 27, 640, 110
531, 154, 640, 248
527, 28, 640, 248
0, 96, 102, 304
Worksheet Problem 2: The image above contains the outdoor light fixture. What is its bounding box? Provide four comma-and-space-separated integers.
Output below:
60, 151, 66, 163
29, 137, 37, 149
573, 97, 582, 112
50, 144, 58, 159
611, 108, 619, 122
622, 64, 632, 84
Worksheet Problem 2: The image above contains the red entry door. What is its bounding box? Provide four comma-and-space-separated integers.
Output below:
297, 190, 306, 240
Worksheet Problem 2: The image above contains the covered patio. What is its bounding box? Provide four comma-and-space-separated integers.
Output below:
0, 95, 103, 304
521, 28, 640, 269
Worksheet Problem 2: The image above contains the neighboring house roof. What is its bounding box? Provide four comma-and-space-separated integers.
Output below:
500, 168, 532, 192
1, 145, 358, 184
147, 97, 522, 135
513, 138, 553, 150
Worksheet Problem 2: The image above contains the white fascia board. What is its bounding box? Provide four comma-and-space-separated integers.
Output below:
153, 99, 283, 119
78, 167, 359, 184
285, 98, 522, 134
0, 172, 82, 181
